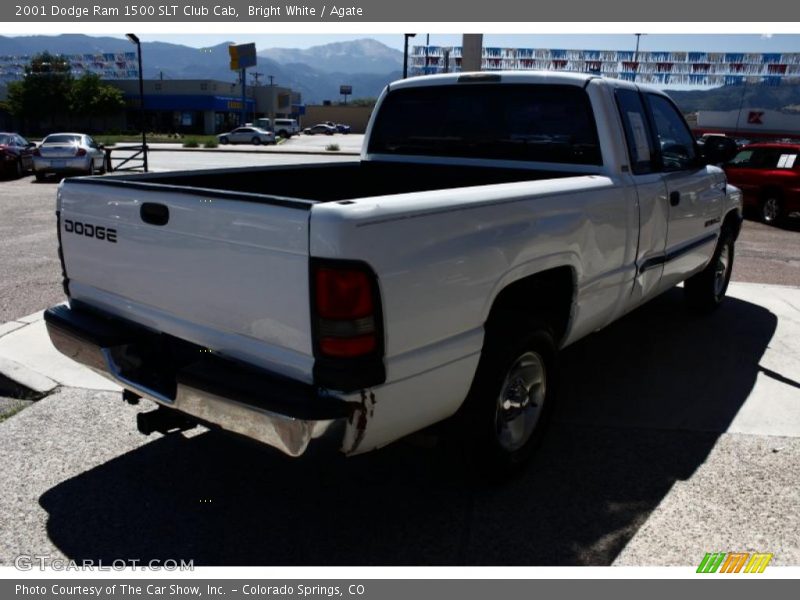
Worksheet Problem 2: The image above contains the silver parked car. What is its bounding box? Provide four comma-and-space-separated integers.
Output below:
33, 133, 105, 181
217, 127, 276, 145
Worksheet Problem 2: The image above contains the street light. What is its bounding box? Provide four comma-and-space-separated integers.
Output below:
126, 33, 148, 172
403, 33, 416, 79
632, 33, 647, 82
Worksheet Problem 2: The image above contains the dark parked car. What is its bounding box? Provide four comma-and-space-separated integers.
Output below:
0, 132, 35, 179
724, 143, 800, 224
303, 123, 336, 135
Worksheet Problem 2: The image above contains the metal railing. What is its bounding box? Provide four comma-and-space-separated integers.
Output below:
103, 144, 148, 173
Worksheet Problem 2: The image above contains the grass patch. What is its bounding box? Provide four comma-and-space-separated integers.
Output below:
93, 134, 219, 146
0, 403, 27, 424
325, 144, 341, 152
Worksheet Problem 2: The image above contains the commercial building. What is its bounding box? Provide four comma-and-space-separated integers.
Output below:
696, 108, 800, 140
409, 46, 800, 87
108, 79, 301, 135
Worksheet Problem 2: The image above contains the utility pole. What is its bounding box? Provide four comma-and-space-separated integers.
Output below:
634, 33, 644, 82
240, 68, 246, 125
403, 33, 416, 78
250, 71, 264, 86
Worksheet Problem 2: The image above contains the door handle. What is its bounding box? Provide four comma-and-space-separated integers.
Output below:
669, 191, 681, 207
140, 202, 170, 226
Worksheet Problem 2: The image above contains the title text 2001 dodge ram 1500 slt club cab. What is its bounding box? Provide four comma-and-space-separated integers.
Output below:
45, 72, 742, 473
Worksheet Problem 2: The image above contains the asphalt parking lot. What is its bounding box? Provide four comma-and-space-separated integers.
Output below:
0, 155, 799, 567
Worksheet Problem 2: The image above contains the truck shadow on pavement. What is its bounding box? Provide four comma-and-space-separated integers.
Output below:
39, 288, 777, 565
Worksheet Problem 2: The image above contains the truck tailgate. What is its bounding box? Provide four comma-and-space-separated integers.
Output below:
58, 179, 315, 383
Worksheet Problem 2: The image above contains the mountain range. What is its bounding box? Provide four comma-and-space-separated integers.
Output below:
3, 35, 800, 111
0, 35, 403, 103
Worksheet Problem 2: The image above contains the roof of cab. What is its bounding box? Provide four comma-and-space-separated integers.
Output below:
387, 70, 666, 96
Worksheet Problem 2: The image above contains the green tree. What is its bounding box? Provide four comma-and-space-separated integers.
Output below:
6, 52, 73, 130
70, 73, 125, 120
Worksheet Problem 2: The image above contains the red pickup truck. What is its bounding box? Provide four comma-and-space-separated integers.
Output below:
724, 142, 800, 225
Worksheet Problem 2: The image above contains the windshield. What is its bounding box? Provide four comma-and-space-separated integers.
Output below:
368, 83, 602, 165
45, 134, 81, 144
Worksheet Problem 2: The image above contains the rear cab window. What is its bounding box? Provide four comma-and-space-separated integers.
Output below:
615, 89, 657, 174
368, 83, 603, 166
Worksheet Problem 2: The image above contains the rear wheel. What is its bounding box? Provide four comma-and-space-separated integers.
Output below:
35, 172, 46, 182
219, 137, 229, 145
761, 196, 783, 225
15, 159, 23, 178
684, 228, 735, 312
452, 314, 557, 478
252, 137, 262, 145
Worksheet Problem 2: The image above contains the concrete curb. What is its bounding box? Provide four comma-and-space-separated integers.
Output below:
0, 310, 120, 393
0, 356, 57, 394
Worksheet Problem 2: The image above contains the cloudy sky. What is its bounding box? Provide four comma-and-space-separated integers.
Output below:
122, 33, 800, 53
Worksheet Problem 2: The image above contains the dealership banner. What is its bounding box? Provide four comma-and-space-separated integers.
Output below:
3, 0, 800, 21
3, 579, 800, 600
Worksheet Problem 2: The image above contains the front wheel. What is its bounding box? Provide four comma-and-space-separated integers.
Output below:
252, 137, 262, 145
451, 314, 557, 478
15, 159, 24, 178
684, 229, 734, 313
219, 137, 229, 145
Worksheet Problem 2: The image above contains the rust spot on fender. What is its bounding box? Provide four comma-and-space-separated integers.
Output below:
347, 389, 377, 454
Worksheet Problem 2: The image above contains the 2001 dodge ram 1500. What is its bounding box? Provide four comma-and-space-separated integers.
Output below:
45, 72, 742, 472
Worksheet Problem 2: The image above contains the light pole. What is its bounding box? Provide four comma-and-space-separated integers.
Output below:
126, 33, 148, 172
403, 33, 416, 79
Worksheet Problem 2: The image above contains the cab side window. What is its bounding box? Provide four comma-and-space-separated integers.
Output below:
647, 94, 697, 171
616, 89, 656, 174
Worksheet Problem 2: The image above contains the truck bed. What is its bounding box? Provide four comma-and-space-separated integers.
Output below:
87, 161, 585, 203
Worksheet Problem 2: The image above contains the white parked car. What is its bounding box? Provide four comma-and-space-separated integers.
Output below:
217, 127, 276, 145
33, 133, 105, 180
273, 119, 301, 138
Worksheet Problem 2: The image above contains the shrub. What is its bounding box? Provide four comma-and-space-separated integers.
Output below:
204, 139, 218, 149
325, 144, 340, 151
183, 138, 200, 148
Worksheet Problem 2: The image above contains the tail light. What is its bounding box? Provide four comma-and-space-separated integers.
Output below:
75, 148, 87, 157
311, 259, 385, 390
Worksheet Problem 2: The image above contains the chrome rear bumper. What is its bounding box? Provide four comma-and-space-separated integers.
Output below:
44, 304, 355, 457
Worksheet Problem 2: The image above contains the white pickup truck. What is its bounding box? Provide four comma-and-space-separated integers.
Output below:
45, 72, 742, 473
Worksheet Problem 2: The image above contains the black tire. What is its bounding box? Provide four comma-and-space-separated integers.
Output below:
252, 137, 262, 145
760, 196, 783, 225
219, 137, 229, 145
88, 161, 96, 176
15, 159, 24, 179
452, 313, 557, 478
684, 228, 735, 313
35, 172, 46, 182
